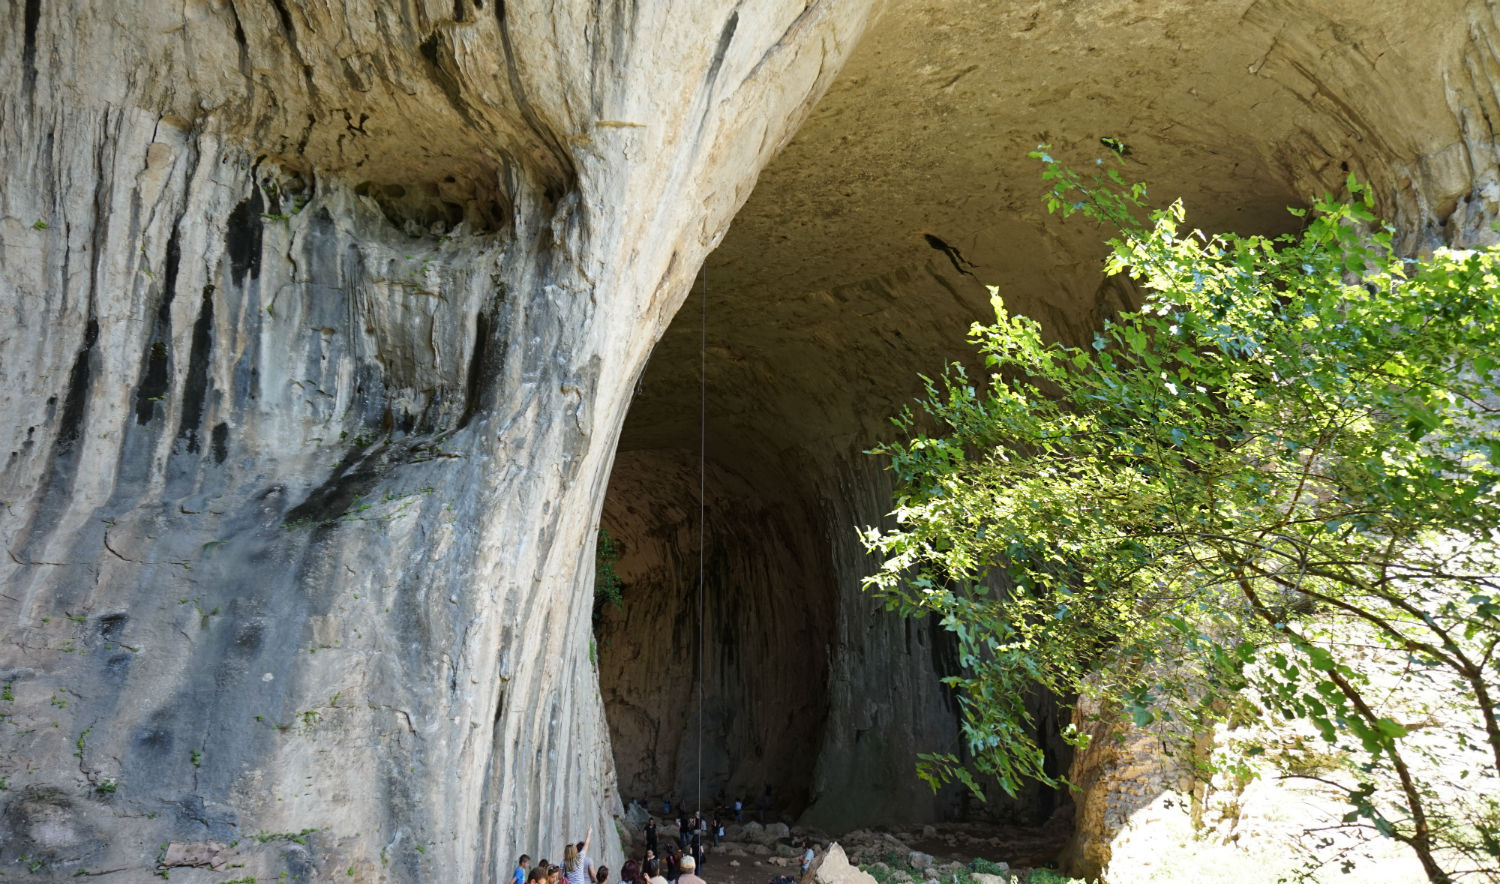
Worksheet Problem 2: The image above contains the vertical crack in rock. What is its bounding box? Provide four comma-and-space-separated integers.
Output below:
15, 315, 101, 559
135, 226, 180, 425
493, 1, 576, 201
176, 286, 215, 454
705, 10, 741, 97
419, 32, 485, 132
21, 0, 41, 96
460, 291, 504, 429
56, 319, 98, 457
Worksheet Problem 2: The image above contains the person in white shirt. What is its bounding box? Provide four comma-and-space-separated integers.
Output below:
564, 828, 595, 884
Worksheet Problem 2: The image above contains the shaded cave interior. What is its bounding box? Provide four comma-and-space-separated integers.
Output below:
594, 297, 1080, 831
588, 0, 1480, 840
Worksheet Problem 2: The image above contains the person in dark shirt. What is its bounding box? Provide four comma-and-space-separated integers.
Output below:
645, 818, 658, 855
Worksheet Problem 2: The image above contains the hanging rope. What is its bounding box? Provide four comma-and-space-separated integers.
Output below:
696, 264, 706, 817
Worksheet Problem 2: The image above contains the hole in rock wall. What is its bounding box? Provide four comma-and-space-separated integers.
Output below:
596, 450, 835, 817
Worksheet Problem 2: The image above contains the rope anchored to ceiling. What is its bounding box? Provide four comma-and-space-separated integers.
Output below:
696, 263, 707, 818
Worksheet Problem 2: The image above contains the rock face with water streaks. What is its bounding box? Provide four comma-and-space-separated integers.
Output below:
4, 0, 1500, 882
0, 2, 872, 880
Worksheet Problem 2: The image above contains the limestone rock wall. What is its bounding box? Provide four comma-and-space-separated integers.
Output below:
0, 2, 876, 881
8, 0, 1500, 878
597, 450, 835, 813
798, 455, 969, 831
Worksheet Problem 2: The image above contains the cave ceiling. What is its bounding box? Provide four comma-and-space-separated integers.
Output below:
620, 0, 1479, 472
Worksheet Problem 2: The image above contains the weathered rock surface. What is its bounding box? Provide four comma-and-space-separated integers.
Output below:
5, 0, 1499, 881
0, 1, 873, 881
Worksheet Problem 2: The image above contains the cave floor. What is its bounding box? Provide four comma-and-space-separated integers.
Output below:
631, 821, 1070, 884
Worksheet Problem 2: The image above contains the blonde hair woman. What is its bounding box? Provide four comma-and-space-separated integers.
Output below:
564, 828, 594, 884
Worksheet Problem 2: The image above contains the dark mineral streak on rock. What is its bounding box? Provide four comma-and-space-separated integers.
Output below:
12, 2, 1490, 882
177, 285, 215, 453
57, 319, 99, 456
21, 0, 41, 97
226, 193, 264, 286
135, 227, 180, 425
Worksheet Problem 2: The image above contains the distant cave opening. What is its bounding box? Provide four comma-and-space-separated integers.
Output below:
595, 448, 836, 819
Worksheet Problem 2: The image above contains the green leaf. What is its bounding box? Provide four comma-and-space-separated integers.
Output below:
1304, 646, 1336, 672
1374, 718, 1408, 740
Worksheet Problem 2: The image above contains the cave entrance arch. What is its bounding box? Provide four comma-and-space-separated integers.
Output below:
589, 0, 1359, 838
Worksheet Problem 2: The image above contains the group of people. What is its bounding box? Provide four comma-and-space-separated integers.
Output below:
513, 797, 818, 884
640, 811, 717, 880
515, 828, 626, 884
514, 826, 709, 884
643, 788, 775, 825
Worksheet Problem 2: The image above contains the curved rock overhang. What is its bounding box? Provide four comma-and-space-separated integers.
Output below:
599, 0, 1500, 834
2, 0, 1497, 880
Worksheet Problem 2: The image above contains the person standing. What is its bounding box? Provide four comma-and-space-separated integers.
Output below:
710, 812, 722, 847
690, 831, 704, 872
564, 829, 595, 884
677, 855, 707, 884
645, 858, 668, 884
800, 841, 815, 877
645, 818, 658, 856
515, 855, 533, 884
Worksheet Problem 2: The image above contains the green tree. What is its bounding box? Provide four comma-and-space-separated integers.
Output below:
595, 526, 624, 615
862, 152, 1500, 883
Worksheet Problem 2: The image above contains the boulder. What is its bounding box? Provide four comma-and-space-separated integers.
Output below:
807, 842, 878, 884
908, 852, 934, 870
626, 803, 651, 827
972, 872, 1011, 884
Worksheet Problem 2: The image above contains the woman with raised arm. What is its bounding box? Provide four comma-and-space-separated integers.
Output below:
563, 829, 595, 884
